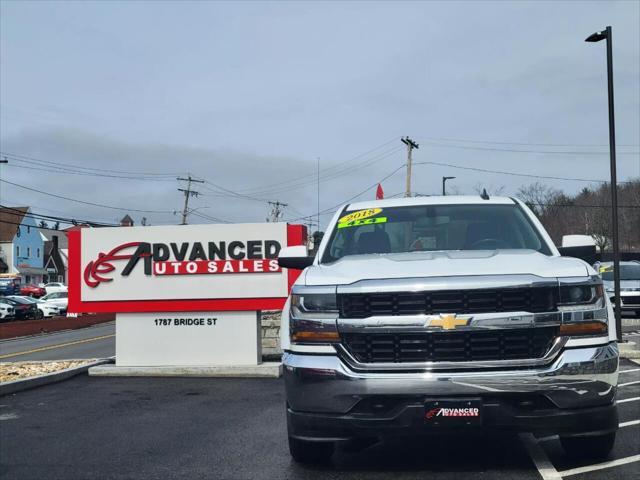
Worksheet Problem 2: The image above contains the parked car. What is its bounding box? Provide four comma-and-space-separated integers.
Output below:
40, 291, 68, 315
279, 196, 618, 463
598, 261, 640, 315
0, 297, 37, 320
19, 284, 47, 298
0, 302, 14, 321
43, 282, 68, 295
6, 296, 59, 318
0, 275, 22, 295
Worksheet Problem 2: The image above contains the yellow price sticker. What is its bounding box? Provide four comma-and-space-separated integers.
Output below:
338, 208, 383, 224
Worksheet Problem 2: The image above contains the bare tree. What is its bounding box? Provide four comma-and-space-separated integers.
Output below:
473, 183, 506, 196
515, 182, 561, 217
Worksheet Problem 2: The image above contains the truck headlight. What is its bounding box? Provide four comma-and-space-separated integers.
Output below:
558, 277, 607, 336
290, 286, 340, 344
291, 293, 338, 317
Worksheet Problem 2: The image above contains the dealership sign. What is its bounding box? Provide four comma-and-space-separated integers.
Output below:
68, 223, 305, 313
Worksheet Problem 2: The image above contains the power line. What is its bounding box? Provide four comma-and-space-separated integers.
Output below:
0, 218, 74, 232
413, 160, 634, 183
284, 164, 406, 223
187, 209, 232, 224
416, 140, 640, 156
0, 178, 176, 214
224, 145, 403, 199
2, 161, 176, 182
416, 136, 640, 148
236, 137, 401, 195
0, 151, 181, 176
0, 205, 119, 227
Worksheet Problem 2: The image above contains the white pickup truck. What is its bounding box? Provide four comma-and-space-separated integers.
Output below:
278, 195, 618, 464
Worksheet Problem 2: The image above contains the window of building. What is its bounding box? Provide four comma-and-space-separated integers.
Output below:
27, 226, 31, 234
16, 246, 20, 258
27, 247, 31, 257
37, 248, 40, 258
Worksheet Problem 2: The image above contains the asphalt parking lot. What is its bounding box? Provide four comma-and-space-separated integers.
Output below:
0, 360, 638, 480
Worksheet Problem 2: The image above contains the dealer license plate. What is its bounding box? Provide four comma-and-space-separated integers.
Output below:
423, 398, 483, 427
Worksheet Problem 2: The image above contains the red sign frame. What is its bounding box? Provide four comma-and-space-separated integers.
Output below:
67, 224, 306, 313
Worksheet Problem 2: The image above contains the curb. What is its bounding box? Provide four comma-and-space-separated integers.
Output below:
89, 362, 282, 378
0, 358, 113, 396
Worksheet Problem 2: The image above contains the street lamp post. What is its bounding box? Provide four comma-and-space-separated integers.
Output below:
442, 176, 456, 196
585, 26, 622, 342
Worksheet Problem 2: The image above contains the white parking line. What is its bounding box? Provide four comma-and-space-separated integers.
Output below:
619, 419, 640, 428
619, 368, 640, 374
559, 454, 640, 477
619, 380, 640, 387
537, 418, 640, 442
618, 396, 640, 404
519, 433, 562, 480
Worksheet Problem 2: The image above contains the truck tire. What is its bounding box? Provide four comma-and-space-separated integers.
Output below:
288, 437, 334, 464
560, 432, 616, 459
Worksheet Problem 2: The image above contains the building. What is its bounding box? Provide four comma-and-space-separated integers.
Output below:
0, 207, 47, 284
41, 229, 68, 284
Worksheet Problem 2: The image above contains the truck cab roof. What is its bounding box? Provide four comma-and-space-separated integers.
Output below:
344, 195, 517, 212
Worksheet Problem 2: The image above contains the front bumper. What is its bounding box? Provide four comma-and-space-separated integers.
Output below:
284, 342, 619, 440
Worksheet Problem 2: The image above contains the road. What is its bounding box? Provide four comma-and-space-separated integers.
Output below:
0, 322, 115, 361
0, 359, 638, 480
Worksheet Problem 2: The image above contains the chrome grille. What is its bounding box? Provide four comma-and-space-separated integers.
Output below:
341, 327, 559, 363
338, 287, 557, 319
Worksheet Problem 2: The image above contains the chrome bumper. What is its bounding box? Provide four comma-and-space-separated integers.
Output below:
284, 342, 619, 414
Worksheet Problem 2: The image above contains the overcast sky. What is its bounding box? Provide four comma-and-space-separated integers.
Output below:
1, 1, 639, 229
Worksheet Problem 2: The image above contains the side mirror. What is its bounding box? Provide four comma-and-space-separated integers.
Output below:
558, 245, 598, 265
278, 246, 315, 270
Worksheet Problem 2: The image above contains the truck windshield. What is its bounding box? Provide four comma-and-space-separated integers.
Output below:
322, 204, 551, 263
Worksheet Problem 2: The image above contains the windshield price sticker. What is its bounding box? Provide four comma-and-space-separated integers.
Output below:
338, 208, 386, 228
338, 208, 383, 224
338, 216, 388, 229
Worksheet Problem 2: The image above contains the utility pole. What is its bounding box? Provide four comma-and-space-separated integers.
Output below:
177, 175, 204, 225
266, 201, 288, 222
317, 157, 320, 232
401, 137, 419, 197
305, 219, 319, 249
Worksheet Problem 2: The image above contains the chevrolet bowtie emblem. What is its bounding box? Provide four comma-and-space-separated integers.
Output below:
430, 314, 470, 330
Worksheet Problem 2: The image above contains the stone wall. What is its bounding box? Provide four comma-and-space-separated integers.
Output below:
261, 310, 282, 358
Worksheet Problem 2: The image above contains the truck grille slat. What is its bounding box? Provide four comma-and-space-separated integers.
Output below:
339, 287, 556, 319
342, 327, 558, 363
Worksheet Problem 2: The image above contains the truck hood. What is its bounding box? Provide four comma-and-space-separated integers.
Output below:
304, 250, 590, 286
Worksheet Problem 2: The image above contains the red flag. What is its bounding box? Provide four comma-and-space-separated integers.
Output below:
376, 183, 384, 200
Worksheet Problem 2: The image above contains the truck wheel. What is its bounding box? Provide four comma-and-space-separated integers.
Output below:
560, 432, 616, 459
288, 437, 334, 464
